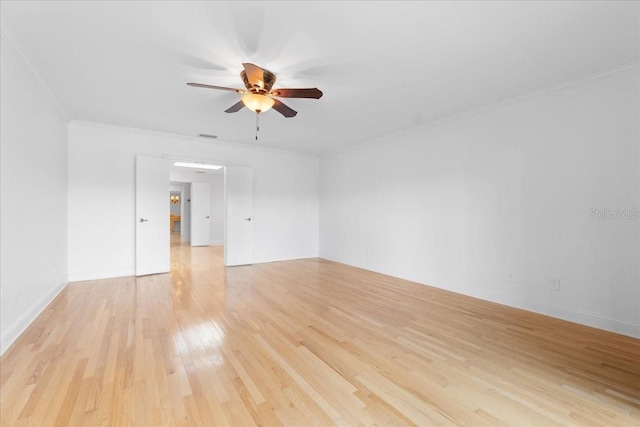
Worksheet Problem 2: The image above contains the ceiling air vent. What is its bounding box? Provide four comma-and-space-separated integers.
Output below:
198, 133, 218, 139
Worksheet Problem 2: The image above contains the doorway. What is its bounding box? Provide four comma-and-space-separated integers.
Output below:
135, 156, 253, 275
168, 162, 225, 256
169, 190, 182, 234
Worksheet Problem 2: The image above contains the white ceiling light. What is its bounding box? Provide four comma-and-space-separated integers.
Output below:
174, 161, 223, 170
241, 93, 275, 113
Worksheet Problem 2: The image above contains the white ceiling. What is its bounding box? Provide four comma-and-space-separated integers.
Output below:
2, 1, 638, 154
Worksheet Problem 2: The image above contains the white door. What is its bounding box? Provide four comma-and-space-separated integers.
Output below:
135, 156, 170, 276
191, 182, 211, 246
181, 184, 191, 243
224, 166, 253, 266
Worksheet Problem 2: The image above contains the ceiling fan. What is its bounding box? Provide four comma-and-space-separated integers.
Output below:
187, 63, 323, 118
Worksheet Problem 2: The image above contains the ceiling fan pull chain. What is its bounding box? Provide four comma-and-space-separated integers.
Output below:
255, 112, 259, 140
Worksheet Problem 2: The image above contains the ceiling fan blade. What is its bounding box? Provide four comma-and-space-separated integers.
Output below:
242, 63, 266, 88
272, 99, 298, 118
224, 100, 245, 113
187, 82, 244, 93
270, 88, 323, 99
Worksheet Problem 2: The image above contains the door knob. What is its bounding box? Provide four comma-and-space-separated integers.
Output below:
245, 217, 252, 221
206, 216, 210, 219
139, 218, 148, 222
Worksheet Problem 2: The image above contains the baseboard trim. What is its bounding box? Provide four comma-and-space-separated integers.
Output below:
252, 254, 319, 264
68, 269, 135, 282
319, 256, 640, 339
1, 280, 69, 355
469, 289, 640, 339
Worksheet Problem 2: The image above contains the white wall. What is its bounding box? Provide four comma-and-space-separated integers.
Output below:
0, 34, 69, 353
68, 122, 319, 281
320, 66, 640, 338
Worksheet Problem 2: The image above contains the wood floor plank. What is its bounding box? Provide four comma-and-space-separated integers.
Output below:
1, 233, 639, 426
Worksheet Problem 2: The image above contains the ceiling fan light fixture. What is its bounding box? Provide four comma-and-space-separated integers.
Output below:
242, 93, 275, 113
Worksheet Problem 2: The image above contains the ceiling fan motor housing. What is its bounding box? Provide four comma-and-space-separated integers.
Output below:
241, 69, 277, 94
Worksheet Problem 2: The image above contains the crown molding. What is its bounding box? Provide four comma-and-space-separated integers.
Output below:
69, 119, 320, 159
1, 15, 70, 120
325, 62, 640, 157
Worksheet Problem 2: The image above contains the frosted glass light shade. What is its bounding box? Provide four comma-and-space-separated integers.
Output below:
242, 93, 275, 113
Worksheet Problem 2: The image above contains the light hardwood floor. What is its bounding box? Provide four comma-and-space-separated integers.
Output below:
1, 235, 639, 426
